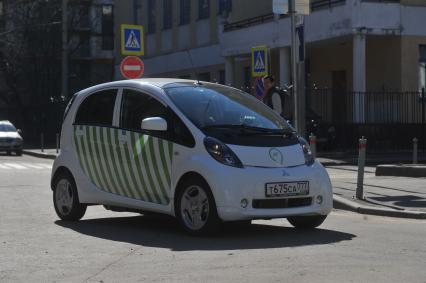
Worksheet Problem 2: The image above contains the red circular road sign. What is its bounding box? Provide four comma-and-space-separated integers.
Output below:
120, 56, 144, 79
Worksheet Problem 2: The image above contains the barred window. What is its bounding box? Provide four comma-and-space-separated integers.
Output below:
147, 0, 156, 33
198, 0, 210, 19
180, 0, 191, 25
163, 0, 172, 30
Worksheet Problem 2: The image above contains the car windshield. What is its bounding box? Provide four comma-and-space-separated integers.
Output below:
164, 83, 292, 132
0, 124, 17, 132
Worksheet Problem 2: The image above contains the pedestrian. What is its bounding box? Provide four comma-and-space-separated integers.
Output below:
262, 75, 290, 118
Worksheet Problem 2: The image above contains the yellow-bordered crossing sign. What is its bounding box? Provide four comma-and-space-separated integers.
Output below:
121, 24, 144, 56
251, 46, 269, 77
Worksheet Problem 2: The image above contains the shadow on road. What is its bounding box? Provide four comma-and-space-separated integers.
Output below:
55, 214, 356, 251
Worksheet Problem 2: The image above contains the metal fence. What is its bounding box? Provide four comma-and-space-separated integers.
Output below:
308, 89, 426, 151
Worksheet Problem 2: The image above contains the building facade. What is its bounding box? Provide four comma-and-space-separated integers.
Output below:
114, 0, 426, 93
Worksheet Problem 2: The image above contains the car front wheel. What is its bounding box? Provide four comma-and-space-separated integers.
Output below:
287, 215, 327, 229
175, 178, 220, 235
53, 172, 86, 221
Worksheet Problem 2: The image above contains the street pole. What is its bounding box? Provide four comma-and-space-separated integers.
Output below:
290, 0, 298, 132
62, 0, 68, 98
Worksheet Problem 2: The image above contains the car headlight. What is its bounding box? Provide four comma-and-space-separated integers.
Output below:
298, 137, 315, 166
204, 137, 243, 168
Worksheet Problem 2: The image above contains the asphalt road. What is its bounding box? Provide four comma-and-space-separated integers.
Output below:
1, 154, 426, 283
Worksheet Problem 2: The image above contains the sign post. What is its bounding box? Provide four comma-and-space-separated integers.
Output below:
251, 46, 269, 99
120, 56, 145, 79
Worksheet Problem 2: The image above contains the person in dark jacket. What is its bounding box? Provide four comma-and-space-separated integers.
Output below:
262, 75, 289, 117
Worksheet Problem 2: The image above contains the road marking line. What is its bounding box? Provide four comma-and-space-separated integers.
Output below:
3, 163, 28, 169
0, 164, 12, 169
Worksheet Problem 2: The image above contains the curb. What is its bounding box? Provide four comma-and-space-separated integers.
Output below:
333, 195, 426, 219
23, 150, 57, 160
376, 164, 426, 177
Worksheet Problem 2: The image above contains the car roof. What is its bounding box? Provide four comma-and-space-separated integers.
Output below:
0, 120, 12, 125
76, 78, 219, 96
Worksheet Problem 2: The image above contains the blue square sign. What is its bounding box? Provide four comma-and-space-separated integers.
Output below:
121, 24, 144, 56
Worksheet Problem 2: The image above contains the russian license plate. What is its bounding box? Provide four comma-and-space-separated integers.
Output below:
265, 181, 309, 197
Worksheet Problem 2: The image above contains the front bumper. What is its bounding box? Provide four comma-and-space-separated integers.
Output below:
204, 161, 333, 221
0, 143, 23, 151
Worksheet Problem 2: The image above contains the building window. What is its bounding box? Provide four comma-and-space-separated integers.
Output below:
163, 0, 172, 30
218, 0, 232, 16
101, 5, 114, 50
198, 0, 210, 19
420, 45, 426, 92
147, 0, 156, 34
180, 0, 191, 25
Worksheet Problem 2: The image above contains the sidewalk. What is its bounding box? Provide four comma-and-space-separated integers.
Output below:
22, 149, 426, 219
327, 165, 426, 219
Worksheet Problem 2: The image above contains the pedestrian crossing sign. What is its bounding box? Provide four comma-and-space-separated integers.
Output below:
121, 24, 144, 56
251, 46, 269, 77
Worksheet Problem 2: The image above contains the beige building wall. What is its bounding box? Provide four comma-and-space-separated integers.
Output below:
366, 36, 402, 91
307, 39, 353, 91
401, 36, 426, 91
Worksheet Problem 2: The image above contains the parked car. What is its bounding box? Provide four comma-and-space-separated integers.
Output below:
51, 79, 333, 235
0, 120, 23, 156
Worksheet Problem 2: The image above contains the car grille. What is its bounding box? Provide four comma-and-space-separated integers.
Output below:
252, 197, 312, 209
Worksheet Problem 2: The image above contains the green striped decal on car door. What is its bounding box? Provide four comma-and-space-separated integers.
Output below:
73, 125, 173, 205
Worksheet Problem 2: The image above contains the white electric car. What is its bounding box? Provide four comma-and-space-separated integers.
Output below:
51, 79, 332, 235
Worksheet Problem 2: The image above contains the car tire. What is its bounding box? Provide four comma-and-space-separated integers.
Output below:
53, 172, 87, 221
287, 215, 327, 229
6, 151, 11, 155
15, 150, 22, 156
175, 177, 220, 236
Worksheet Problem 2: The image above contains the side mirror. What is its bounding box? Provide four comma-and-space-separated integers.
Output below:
141, 117, 168, 131
17, 129, 23, 135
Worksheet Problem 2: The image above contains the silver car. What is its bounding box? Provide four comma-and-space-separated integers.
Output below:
0, 121, 23, 156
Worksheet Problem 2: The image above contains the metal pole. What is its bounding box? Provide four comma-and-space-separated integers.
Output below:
356, 136, 367, 200
56, 133, 60, 154
133, 0, 138, 24
290, 0, 299, 132
309, 133, 317, 159
62, 0, 68, 98
41, 133, 44, 153
413, 137, 418, 164
422, 88, 425, 152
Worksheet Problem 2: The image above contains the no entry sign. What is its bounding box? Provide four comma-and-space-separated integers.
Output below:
120, 56, 144, 79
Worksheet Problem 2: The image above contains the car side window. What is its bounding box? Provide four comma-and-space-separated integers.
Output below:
120, 89, 195, 147
74, 89, 117, 126
120, 89, 168, 131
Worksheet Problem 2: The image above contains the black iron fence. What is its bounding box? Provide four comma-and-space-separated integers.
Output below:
308, 89, 426, 151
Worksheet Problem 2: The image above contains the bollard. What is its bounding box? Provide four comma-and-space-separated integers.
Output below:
356, 136, 367, 200
309, 133, 317, 159
413, 137, 418, 164
56, 133, 60, 154
41, 133, 44, 153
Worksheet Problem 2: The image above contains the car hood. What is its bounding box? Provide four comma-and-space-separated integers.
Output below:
0, 132, 21, 139
228, 144, 305, 168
